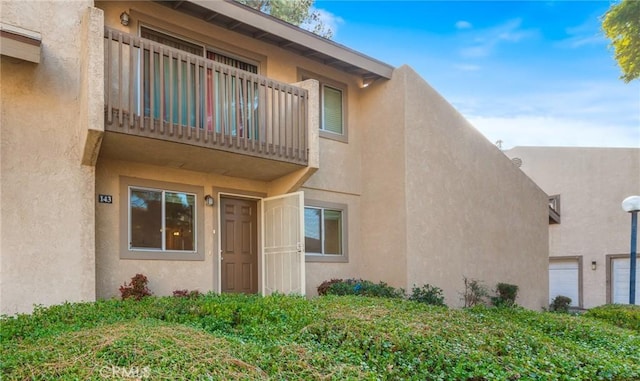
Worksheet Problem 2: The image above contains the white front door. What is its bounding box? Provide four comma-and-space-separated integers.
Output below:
261, 192, 305, 295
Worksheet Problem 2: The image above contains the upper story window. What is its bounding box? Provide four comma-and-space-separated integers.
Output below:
322, 84, 344, 135
141, 26, 204, 56
208, 50, 258, 74
304, 200, 348, 263
141, 26, 258, 73
135, 26, 260, 131
299, 70, 349, 143
120, 177, 204, 261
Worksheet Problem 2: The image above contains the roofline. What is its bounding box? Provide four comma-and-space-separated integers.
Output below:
189, 0, 394, 79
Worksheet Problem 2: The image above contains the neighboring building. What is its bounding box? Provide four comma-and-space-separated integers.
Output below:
505, 147, 640, 308
1, 0, 548, 315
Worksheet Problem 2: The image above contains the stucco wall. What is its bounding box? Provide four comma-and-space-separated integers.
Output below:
357, 68, 409, 290
505, 147, 640, 308
400, 66, 548, 309
0, 0, 98, 314
95, 158, 272, 299
358, 66, 549, 309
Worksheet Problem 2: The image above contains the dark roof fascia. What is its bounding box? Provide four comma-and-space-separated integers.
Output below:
184, 0, 394, 80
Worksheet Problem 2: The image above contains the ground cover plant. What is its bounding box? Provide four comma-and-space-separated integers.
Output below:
2, 295, 639, 380
584, 304, 640, 331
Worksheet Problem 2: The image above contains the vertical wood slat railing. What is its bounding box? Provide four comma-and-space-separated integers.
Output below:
104, 27, 308, 165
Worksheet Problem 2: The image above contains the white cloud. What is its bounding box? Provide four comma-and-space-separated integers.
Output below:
454, 63, 481, 72
459, 18, 538, 58
446, 77, 640, 150
557, 13, 607, 48
467, 115, 639, 150
455, 20, 472, 29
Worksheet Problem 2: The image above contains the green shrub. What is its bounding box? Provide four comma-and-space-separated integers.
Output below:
584, 304, 640, 331
172, 289, 202, 298
461, 277, 489, 307
408, 284, 446, 307
491, 282, 519, 307
549, 295, 572, 313
119, 273, 152, 301
323, 278, 405, 299
317, 278, 344, 296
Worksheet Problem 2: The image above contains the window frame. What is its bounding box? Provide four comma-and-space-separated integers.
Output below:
119, 177, 205, 261
139, 24, 261, 74
304, 200, 348, 263
298, 69, 349, 143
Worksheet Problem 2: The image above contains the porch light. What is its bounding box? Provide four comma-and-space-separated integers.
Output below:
621, 195, 640, 304
361, 77, 376, 88
591, 261, 597, 271
120, 11, 130, 26
204, 195, 215, 206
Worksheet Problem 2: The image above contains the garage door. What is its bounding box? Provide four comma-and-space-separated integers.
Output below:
611, 257, 640, 305
549, 260, 579, 307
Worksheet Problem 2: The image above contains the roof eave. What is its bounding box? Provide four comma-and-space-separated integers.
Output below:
186, 0, 394, 79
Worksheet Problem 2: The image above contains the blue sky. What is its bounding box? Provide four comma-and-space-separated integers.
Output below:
312, 0, 640, 149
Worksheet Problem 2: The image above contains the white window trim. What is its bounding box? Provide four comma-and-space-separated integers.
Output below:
304, 199, 348, 263
120, 177, 204, 261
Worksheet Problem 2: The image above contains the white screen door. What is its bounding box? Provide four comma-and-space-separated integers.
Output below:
262, 192, 305, 295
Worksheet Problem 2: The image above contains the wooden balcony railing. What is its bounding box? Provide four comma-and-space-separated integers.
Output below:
104, 27, 308, 165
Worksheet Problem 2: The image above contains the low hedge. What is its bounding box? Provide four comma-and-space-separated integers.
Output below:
584, 304, 640, 331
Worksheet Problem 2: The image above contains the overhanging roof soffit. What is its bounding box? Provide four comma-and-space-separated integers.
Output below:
158, 0, 394, 80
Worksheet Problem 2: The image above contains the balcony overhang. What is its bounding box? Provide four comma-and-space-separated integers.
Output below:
156, 0, 394, 82
101, 132, 305, 181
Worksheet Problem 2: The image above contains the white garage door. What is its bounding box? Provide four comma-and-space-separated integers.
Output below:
612, 257, 640, 305
549, 260, 579, 307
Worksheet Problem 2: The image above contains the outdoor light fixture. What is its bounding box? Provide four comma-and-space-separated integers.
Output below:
621, 195, 640, 305
361, 77, 376, 88
591, 261, 597, 271
204, 195, 214, 206
120, 11, 130, 26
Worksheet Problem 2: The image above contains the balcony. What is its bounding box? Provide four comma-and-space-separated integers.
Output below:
102, 27, 310, 180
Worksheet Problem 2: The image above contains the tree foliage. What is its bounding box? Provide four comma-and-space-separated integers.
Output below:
602, 0, 640, 82
235, 0, 333, 39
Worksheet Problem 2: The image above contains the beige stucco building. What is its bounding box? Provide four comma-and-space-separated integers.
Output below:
1, 0, 548, 315
505, 147, 640, 308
